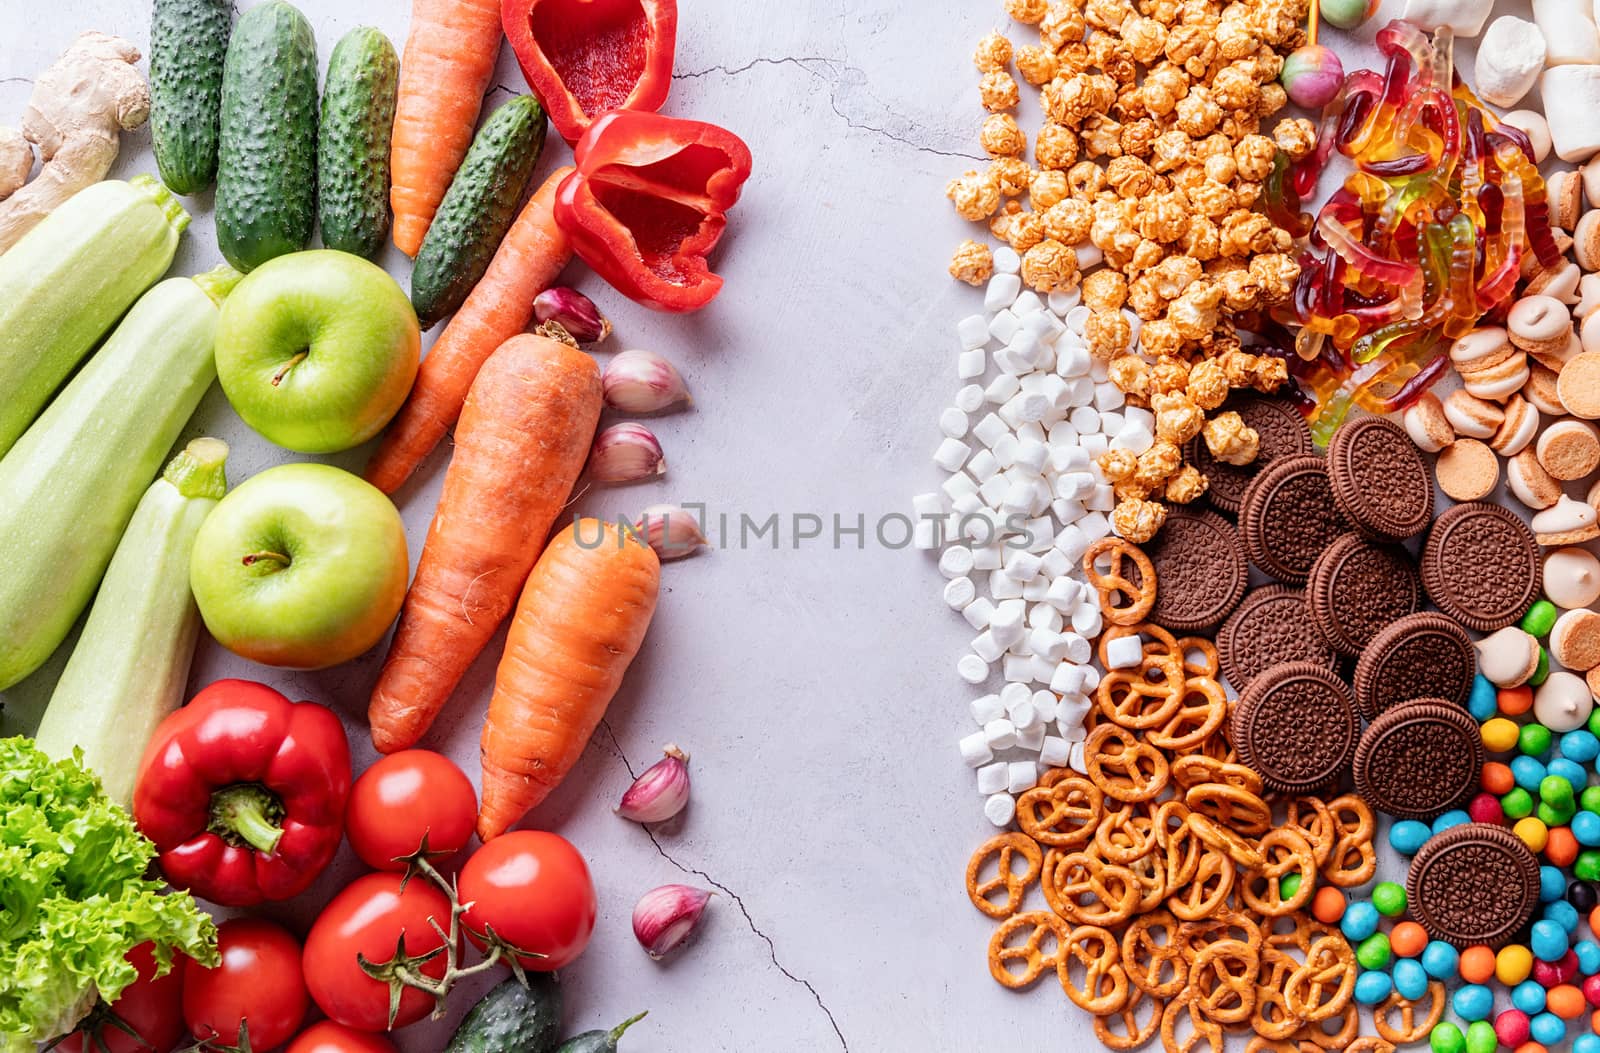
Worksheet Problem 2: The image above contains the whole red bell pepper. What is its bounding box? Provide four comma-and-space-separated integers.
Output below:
132, 679, 350, 907
554, 111, 753, 312
502, 0, 678, 145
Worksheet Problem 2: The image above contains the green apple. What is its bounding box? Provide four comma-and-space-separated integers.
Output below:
215, 250, 420, 453
191, 462, 409, 669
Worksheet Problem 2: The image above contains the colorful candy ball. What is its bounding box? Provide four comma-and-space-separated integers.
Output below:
1320, 0, 1377, 29
1281, 44, 1344, 109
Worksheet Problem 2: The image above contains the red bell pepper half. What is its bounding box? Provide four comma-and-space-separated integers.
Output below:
554, 111, 753, 313
502, 0, 678, 145
132, 679, 351, 907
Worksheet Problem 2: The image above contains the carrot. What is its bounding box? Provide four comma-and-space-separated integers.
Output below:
368, 333, 602, 753
477, 519, 660, 840
389, 0, 505, 256
367, 166, 574, 494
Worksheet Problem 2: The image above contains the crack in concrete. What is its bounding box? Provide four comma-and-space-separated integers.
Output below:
673, 55, 983, 162
598, 720, 848, 1051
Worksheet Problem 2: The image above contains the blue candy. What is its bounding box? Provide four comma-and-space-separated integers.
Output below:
1469, 674, 1498, 721
1576, 1034, 1600, 1053
1543, 865, 1569, 902
1550, 758, 1588, 788
1342, 901, 1381, 942
1452, 983, 1494, 1022
1532, 919, 1571, 962
1574, 810, 1600, 847
1390, 819, 1432, 856
1547, 899, 1582, 935
1392, 958, 1428, 1001
1513, 979, 1549, 1014
1564, 729, 1600, 764
1354, 969, 1393, 1006
1513, 755, 1550, 793
1577, 940, 1600, 976
1531, 1011, 1568, 1046
1432, 809, 1471, 835
1422, 940, 1460, 980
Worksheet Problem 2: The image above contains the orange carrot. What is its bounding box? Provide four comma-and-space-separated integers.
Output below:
367, 166, 574, 495
368, 333, 602, 753
390, 0, 505, 256
477, 519, 660, 840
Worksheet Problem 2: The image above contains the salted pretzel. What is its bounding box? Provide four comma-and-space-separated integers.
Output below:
1176, 635, 1220, 679
1041, 849, 1140, 927
1188, 938, 1259, 1024
1082, 537, 1158, 625
1093, 987, 1164, 1051
1084, 723, 1171, 803
1242, 829, 1317, 916
1095, 803, 1160, 864
1178, 909, 1263, 963
1282, 930, 1357, 1022
1374, 982, 1447, 1044
1172, 755, 1263, 795
1155, 800, 1201, 891
1146, 675, 1230, 752
1252, 945, 1306, 1041
1168, 847, 1235, 922
1058, 924, 1131, 1015
1296, 1001, 1360, 1049
1121, 909, 1187, 998
1160, 989, 1225, 1053
1127, 850, 1169, 913
1321, 794, 1378, 888
1184, 781, 1272, 837
1186, 812, 1266, 870
1242, 1041, 1300, 1053
987, 910, 1070, 989
1097, 665, 1185, 729
965, 833, 1042, 920
1282, 796, 1337, 868
1016, 776, 1102, 847
1343, 1039, 1397, 1053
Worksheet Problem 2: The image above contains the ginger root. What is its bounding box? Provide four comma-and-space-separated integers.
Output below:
0, 126, 31, 199
0, 32, 149, 253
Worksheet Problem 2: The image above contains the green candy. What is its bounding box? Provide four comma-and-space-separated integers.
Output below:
1503, 788, 1536, 819
1578, 850, 1600, 882
1530, 647, 1551, 687
1372, 882, 1407, 917
1280, 871, 1302, 901
1522, 600, 1559, 638
1430, 1021, 1466, 1053
1320, 0, 1373, 30
1543, 775, 1576, 806
1591, 707, 1600, 739
1357, 931, 1392, 969
1465, 1021, 1498, 1053
1540, 800, 1578, 827
1584, 785, 1600, 815
1521, 723, 1554, 757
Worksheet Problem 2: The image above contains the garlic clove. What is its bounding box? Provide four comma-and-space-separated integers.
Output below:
602, 350, 691, 414
534, 286, 612, 343
633, 884, 713, 959
634, 504, 709, 561
588, 423, 666, 483
616, 744, 691, 823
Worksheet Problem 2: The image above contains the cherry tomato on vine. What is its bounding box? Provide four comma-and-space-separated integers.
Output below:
64, 943, 186, 1053
182, 919, 308, 1051
302, 872, 455, 1031
345, 750, 476, 871
286, 1021, 399, 1053
460, 831, 597, 971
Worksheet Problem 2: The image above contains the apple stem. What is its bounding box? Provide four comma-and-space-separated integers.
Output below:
271, 352, 307, 388
241, 550, 291, 569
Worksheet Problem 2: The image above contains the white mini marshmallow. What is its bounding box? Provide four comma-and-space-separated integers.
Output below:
971, 693, 1005, 724
1029, 627, 1067, 660
977, 761, 1008, 795
972, 630, 1005, 662
957, 348, 987, 379
1028, 601, 1064, 631
1538, 0, 1600, 63
1061, 631, 1092, 664
1476, 17, 1547, 106
984, 373, 1021, 404
958, 314, 990, 351
1031, 690, 1058, 722
1544, 66, 1600, 160
1402, 0, 1493, 36
1067, 742, 1089, 775
1110, 421, 1155, 454
1069, 405, 1101, 434
1048, 288, 1081, 314
1002, 653, 1037, 683
967, 449, 999, 483
973, 412, 1009, 447
1039, 735, 1070, 767
963, 596, 995, 630
1087, 484, 1117, 512
939, 546, 975, 579
1016, 721, 1046, 751
933, 437, 970, 472
993, 247, 1021, 275
959, 732, 993, 767
1009, 699, 1039, 730
956, 384, 986, 413
1105, 633, 1145, 669
1050, 661, 1088, 696
943, 576, 976, 610
1071, 603, 1104, 637
940, 407, 969, 439
957, 654, 990, 684
983, 718, 1018, 750
984, 792, 1017, 826
984, 273, 1021, 312
1013, 290, 1043, 315
1079, 511, 1112, 541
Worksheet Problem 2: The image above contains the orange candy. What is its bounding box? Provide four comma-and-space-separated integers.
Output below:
1549, 984, 1587, 1019
1590, 906, 1600, 936
1592, 1008, 1600, 1034
1312, 885, 1346, 924
1461, 945, 1498, 984
1548, 827, 1581, 868
1515, 1045, 1549, 1053
1390, 921, 1429, 958
1500, 685, 1535, 715
1483, 761, 1516, 796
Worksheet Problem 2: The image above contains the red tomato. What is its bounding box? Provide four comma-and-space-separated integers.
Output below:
65, 943, 185, 1053
459, 831, 596, 971
303, 872, 455, 1031
345, 750, 476, 871
182, 919, 308, 1051
286, 1021, 399, 1053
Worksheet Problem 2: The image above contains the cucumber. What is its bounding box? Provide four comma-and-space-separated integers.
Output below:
318, 26, 398, 258
411, 95, 547, 327
0, 265, 239, 691
149, 0, 231, 194
0, 177, 187, 461
35, 438, 229, 805
215, 0, 318, 271
554, 1013, 647, 1053
446, 976, 563, 1053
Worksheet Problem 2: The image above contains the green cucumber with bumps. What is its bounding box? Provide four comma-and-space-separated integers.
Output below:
445, 976, 563, 1053
410, 94, 547, 327
149, 0, 231, 194
215, 0, 318, 271
318, 26, 398, 258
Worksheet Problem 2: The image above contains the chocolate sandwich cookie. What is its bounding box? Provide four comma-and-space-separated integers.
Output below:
1421, 502, 1543, 632
1143, 509, 1248, 632
1353, 613, 1476, 721
1216, 586, 1337, 690
1326, 414, 1435, 541
1187, 392, 1313, 515
1406, 822, 1542, 949
1230, 662, 1359, 795
1307, 533, 1424, 658
1353, 701, 1484, 821
1238, 455, 1349, 585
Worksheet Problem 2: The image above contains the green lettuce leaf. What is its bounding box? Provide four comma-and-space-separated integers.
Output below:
0, 737, 217, 1050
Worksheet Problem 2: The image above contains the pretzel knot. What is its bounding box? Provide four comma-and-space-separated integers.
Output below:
966, 833, 1043, 920
1374, 982, 1446, 1044
1161, 989, 1225, 1053
1242, 829, 1317, 917
1283, 931, 1357, 1022
1122, 909, 1186, 998
1094, 987, 1164, 1051
1017, 775, 1103, 847
987, 910, 1070, 989
1059, 924, 1131, 1014
1082, 537, 1157, 625
1189, 937, 1260, 1024
1085, 723, 1171, 803
1042, 849, 1141, 927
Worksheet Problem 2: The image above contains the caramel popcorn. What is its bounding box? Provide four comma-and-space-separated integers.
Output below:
1149, 355, 1191, 394
1136, 193, 1189, 243
1273, 116, 1316, 159
1035, 122, 1080, 170
1219, 348, 1288, 391
1120, 15, 1168, 63
1014, 43, 1059, 84
1003, 209, 1048, 251
1150, 254, 1201, 299
1087, 0, 1134, 31
1112, 497, 1168, 543
1168, 279, 1224, 339
949, 240, 995, 286
990, 157, 1033, 197
981, 113, 1028, 157
1097, 448, 1139, 482
1173, 87, 1223, 137
1202, 410, 1260, 464
1082, 269, 1129, 311
1187, 179, 1235, 219
1248, 252, 1300, 304
1152, 390, 1205, 443
1165, 463, 1209, 503
1082, 116, 1125, 158
974, 31, 1015, 72
1029, 169, 1071, 211
1068, 161, 1109, 198
1006, 0, 1050, 23
1042, 2, 1089, 47
980, 70, 1022, 111
1133, 440, 1183, 489
1042, 197, 1093, 243
1185, 357, 1228, 409
947, 170, 1002, 221
1114, 479, 1155, 501
1085, 309, 1133, 358
1021, 238, 1081, 291
1108, 354, 1152, 402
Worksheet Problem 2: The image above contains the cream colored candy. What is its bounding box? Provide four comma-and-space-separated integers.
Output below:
1546, 546, 1600, 608
1535, 671, 1596, 732
1402, 0, 1494, 35
1476, 17, 1548, 106
1534, 332, 1584, 376
1559, 350, 1600, 417
1510, 446, 1565, 508
1491, 394, 1541, 456
1526, 361, 1569, 415
1477, 626, 1544, 687
1451, 326, 1531, 400
1583, 310, 1600, 354
1582, 273, 1600, 319
1435, 438, 1500, 501
1588, 474, 1600, 509
1554, 611, 1600, 670
1529, 261, 1584, 306
1549, 170, 1586, 231
1578, 212, 1600, 273
1539, 418, 1600, 479
1533, 494, 1600, 545
1585, 154, 1600, 208
1506, 110, 1556, 164
1543, 66, 1600, 162
1403, 391, 1456, 453
1509, 295, 1575, 354
1537, 0, 1600, 64
1443, 389, 1505, 438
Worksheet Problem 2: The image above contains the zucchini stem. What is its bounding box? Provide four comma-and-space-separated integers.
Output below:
163, 437, 230, 500
207, 783, 285, 854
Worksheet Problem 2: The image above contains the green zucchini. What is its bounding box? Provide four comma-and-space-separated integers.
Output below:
554, 1012, 647, 1053
149, 0, 231, 194
215, 0, 318, 271
0, 265, 239, 691
411, 94, 547, 327
0, 176, 188, 461
318, 26, 398, 259
35, 437, 229, 805
446, 976, 563, 1053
